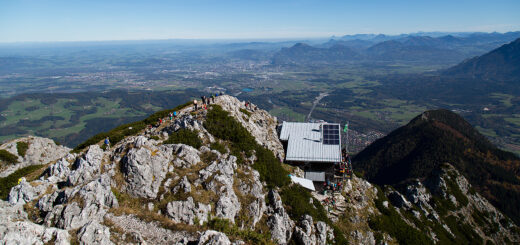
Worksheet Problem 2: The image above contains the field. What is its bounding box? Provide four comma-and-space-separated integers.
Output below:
0, 90, 199, 147
0, 41, 518, 154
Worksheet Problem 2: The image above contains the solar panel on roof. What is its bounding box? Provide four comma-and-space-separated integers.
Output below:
322, 124, 340, 145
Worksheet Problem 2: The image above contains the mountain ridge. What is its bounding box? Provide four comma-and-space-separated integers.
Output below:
354, 109, 520, 226
0, 96, 519, 244
444, 38, 520, 81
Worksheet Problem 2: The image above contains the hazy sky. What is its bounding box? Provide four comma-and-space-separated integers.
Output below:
1, 0, 520, 42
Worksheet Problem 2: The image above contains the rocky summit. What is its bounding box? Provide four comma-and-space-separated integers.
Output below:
0, 95, 519, 244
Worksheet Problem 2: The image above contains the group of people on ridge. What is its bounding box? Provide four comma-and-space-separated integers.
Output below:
193, 92, 222, 111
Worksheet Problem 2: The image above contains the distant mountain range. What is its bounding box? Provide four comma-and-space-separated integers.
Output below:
271, 32, 520, 66
445, 38, 520, 81
272, 43, 361, 65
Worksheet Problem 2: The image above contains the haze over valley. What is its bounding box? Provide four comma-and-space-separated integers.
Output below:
1, 31, 520, 154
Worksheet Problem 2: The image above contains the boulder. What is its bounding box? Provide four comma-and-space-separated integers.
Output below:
46, 158, 71, 180
215, 187, 240, 224
171, 144, 201, 168
198, 230, 231, 245
173, 176, 192, 194
121, 145, 171, 198
315, 221, 330, 245
166, 197, 211, 225
267, 190, 294, 245
67, 145, 104, 186
8, 178, 47, 205
0, 200, 70, 245
77, 221, 113, 245
0, 136, 70, 178
55, 175, 118, 230
293, 215, 316, 245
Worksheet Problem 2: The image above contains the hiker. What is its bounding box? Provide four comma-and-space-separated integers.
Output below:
173, 111, 177, 118
211, 94, 215, 103
194, 99, 198, 110
201, 96, 206, 106
169, 112, 173, 121
104, 137, 110, 150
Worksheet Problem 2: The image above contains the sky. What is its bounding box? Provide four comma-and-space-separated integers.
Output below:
1, 0, 520, 43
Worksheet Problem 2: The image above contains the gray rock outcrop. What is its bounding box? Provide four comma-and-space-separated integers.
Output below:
68, 145, 104, 186
0, 136, 70, 177
267, 190, 294, 245
121, 143, 172, 198
293, 215, 317, 245
215, 95, 285, 160
77, 221, 114, 245
166, 197, 211, 225
198, 230, 232, 245
0, 200, 70, 244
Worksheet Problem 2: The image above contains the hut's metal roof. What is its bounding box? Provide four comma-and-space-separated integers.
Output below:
280, 122, 341, 163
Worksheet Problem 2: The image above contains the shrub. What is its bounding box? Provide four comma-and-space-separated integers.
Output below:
206, 218, 272, 244
210, 142, 227, 154
0, 164, 44, 200
73, 101, 192, 152
164, 129, 202, 149
205, 105, 289, 187
280, 185, 347, 244
369, 186, 433, 245
280, 185, 328, 223
0, 149, 18, 165
16, 142, 29, 157
253, 147, 290, 188
205, 105, 257, 155
444, 177, 469, 207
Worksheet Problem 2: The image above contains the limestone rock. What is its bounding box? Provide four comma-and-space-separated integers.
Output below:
8, 177, 48, 205
387, 190, 412, 209
267, 190, 294, 245
171, 144, 201, 167
215, 188, 240, 223
293, 215, 316, 245
198, 230, 231, 245
215, 95, 285, 160
68, 145, 104, 186
0, 200, 70, 245
316, 221, 330, 245
173, 176, 192, 194
77, 221, 113, 245
166, 197, 211, 225
54, 175, 118, 230
106, 213, 197, 244
121, 145, 171, 198
0, 136, 70, 178
46, 158, 71, 180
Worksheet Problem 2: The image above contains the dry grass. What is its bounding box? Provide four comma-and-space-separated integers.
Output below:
103, 218, 135, 244
111, 186, 201, 234
233, 167, 262, 229
69, 229, 80, 245
24, 200, 44, 224
26, 160, 58, 181
109, 206, 200, 234
200, 151, 218, 164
